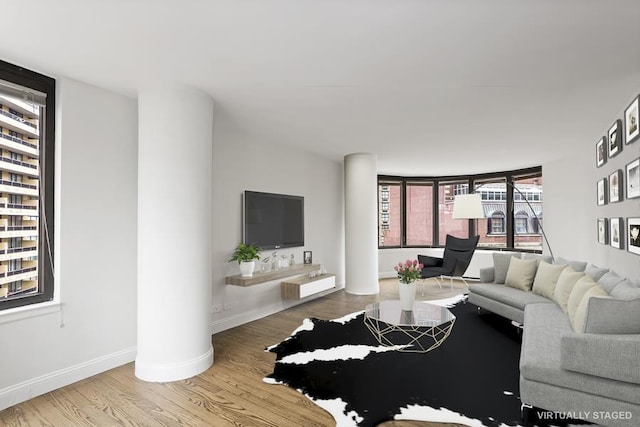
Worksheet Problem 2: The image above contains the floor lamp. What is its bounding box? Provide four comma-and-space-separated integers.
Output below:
451, 184, 555, 262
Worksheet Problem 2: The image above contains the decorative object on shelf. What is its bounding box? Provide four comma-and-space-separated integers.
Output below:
271, 251, 278, 271
303, 250, 312, 264
279, 254, 288, 269
289, 253, 295, 267
628, 218, 640, 255
597, 218, 608, 244
608, 169, 623, 203
608, 119, 623, 158
610, 217, 624, 249
229, 242, 261, 277
597, 178, 607, 206
394, 259, 424, 310
626, 158, 640, 199
624, 95, 639, 144
261, 257, 270, 273
596, 136, 607, 167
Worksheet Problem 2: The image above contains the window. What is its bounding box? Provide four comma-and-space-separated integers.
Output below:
378, 167, 542, 252
0, 60, 55, 310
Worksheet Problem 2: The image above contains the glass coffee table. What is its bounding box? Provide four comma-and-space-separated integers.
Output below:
364, 300, 456, 353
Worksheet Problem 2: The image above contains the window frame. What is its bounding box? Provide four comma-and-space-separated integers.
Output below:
0, 60, 55, 311
378, 166, 542, 253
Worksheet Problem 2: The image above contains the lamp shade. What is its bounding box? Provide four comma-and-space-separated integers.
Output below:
452, 193, 485, 219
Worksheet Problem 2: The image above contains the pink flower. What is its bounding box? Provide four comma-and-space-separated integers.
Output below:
413, 259, 418, 266
418, 263, 424, 269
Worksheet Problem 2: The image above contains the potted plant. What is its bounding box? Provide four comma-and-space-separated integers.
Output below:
394, 259, 424, 310
229, 242, 262, 277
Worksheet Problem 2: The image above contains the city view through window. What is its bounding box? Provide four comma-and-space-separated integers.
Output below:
379, 172, 543, 251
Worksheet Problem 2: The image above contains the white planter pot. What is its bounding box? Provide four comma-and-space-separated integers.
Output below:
398, 281, 416, 311
239, 261, 255, 277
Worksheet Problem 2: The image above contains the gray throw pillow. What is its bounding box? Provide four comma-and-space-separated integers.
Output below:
609, 280, 640, 300
598, 271, 625, 294
554, 257, 587, 272
493, 253, 521, 284
584, 263, 609, 281
522, 253, 553, 264
584, 297, 640, 334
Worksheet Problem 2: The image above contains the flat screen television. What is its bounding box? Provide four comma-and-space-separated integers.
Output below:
243, 191, 304, 249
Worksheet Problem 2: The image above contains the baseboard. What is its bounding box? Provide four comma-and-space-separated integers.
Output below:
210, 281, 345, 334
0, 346, 136, 411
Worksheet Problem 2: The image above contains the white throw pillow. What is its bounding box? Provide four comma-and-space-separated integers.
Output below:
532, 261, 566, 299
553, 267, 584, 313
571, 285, 610, 333
504, 257, 538, 291
567, 275, 598, 322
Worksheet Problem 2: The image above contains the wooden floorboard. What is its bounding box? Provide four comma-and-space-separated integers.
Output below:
0, 279, 470, 426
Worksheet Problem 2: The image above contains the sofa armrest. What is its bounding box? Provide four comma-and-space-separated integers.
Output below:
561, 333, 640, 384
479, 267, 494, 283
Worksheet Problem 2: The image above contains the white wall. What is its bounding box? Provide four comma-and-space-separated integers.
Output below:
210, 122, 345, 332
0, 78, 138, 409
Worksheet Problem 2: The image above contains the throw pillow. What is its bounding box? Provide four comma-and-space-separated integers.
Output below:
583, 297, 640, 334
609, 280, 640, 300
598, 271, 625, 294
571, 285, 610, 333
567, 275, 598, 322
553, 267, 584, 313
584, 263, 609, 281
553, 257, 587, 272
493, 253, 521, 284
532, 261, 566, 299
522, 253, 554, 264
504, 257, 538, 291
479, 267, 495, 283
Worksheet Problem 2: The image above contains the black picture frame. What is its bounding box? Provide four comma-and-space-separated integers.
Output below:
608, 119, 623, 158
608, 169, 623, 203
597, 218, 608, 244
596, 136, 607, 167
624, 95, 639, 145
627, 218, 640, 255
597, 178, 607, 206
610, 217, 624, 249
303, 251, 313, 264
626, 157, 640, 199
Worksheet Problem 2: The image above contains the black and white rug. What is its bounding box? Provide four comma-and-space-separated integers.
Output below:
264, 295, 586, 427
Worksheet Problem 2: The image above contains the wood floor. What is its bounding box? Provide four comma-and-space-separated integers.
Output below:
0, 279, 470, 427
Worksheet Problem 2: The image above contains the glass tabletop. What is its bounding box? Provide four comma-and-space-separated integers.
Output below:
364, 300, 455, 327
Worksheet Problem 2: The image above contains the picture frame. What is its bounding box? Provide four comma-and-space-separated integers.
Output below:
597, 178, 607, 206
597, 218, 608, 244
627, 218, 640, 255
303, 251, 313, 264
608, 169, 623, 203
624, 95, 639, 145
596, 136, 607, 167
626, 157, 640, 199
610, 217, 623, 249
608, 119, 623, 158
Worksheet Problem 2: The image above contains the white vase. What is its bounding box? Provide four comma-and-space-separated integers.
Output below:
398, 281, 416, 310
239, 261, 255, 277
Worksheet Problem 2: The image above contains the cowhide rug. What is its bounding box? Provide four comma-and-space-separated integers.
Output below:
264, 295, 588, 427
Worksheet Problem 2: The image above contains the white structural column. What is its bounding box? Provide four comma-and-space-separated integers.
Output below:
136, 85, 214, 382
344, 153, 379, 295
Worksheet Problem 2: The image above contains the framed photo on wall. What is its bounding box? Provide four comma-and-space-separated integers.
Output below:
626, 158, 640, 199
608, 169, 623, 203
625, 95, 639, 144
608, 119, 623, 158
610, 217, 623, 249
597, 178, 607, 205
596, 136, 607, 167
598, 218, 608, 244
303, 251, 313, 264
627, 218, 640, 255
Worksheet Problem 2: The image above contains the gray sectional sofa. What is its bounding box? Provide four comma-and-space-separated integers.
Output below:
468, 253, 640, 427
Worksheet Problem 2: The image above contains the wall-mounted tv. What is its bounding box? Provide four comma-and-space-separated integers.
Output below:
243, 191, 304, 250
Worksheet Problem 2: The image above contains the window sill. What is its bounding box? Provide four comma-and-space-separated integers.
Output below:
0, 301, 61, 325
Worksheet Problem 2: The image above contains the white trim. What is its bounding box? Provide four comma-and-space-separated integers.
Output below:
135, 346, 213, 383
0, 346, 136, 411
0, 301, 61, 325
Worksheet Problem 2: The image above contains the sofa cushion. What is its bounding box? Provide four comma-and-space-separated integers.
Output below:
567, 275, 598, 322
493, 253, 521, 284
469, 283, 551, 310
584, 263, 609, 281
520, 304, 640, 405
610, 280, 640, 300
571, 285, 609, 333
553, 257, 587, 272
583, 296, 640, 334
553, 267, 584, 313
505, 257, 538, 291
532, 261, 566, 299
598, 271, 625, 294
522, 253, 553, 264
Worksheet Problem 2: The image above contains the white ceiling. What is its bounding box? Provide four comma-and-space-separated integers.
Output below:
3, 0, 640, 175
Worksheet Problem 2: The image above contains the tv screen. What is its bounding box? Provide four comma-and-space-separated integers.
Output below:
243, 191, 304, 249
